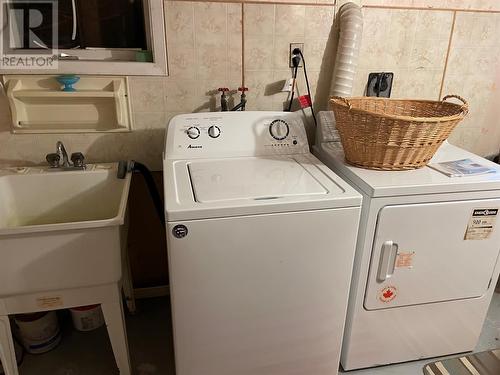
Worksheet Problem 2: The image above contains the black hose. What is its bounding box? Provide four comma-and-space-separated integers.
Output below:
118, 160, 165, 226
132, 161, 166, 226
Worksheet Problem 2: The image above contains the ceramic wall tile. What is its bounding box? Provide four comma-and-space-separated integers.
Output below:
244, 2, 334, 115
470, 13, 500, 48
228, 3, 243, 34
442, 11, 500, 156
165, 79, 199, 112
398, 68, 443, 99
275, 5, 306, 37
305, 6, 335, 37
228, 34, 243, 80
167, 46, 196, 79
414, 9, 454, 39
252, 0, 334, 5
194, 3, 227, 45
244, 4, 275, 36
272, 36, 298, 70
360, 0, 500, 11
133, 112, 167, 130
244, 71, 275, 110
3, 0, 500, 172
355, 7, 452, 101
196, 43, 228, 81
304, 38, 329, 70
129, 77, 167, 112
245, 35, 274, 71
409, 38, 449, 70
165, 1, 195, 48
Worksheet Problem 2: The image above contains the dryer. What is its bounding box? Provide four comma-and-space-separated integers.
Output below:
314, 114, 500, 370
163, 112, 362, 375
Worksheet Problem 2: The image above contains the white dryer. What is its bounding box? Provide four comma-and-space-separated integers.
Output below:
163, 111, 362, 375
314, 117, 500, 370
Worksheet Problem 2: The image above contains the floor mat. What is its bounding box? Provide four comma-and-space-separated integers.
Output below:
424, 349, 500, 374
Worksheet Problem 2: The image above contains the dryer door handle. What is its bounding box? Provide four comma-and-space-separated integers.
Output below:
377, 241, 398, 282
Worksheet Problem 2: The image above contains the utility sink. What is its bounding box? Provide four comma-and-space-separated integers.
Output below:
0, 164, 131, 297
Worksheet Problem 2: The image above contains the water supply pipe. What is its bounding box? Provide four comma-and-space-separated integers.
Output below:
330, 2, 363, 97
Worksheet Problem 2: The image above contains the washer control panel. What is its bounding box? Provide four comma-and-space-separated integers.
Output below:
208, 125, 221, 138
165, 112, 310, 159
269, 119, 290, 140
186, 126, 201, 139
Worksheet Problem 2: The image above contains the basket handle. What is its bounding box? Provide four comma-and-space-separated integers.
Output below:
333, 96, 352, 110
442, 94, 469, 115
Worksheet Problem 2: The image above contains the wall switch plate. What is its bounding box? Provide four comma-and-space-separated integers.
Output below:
289, 43, 304, 68
366, 72, 393, 97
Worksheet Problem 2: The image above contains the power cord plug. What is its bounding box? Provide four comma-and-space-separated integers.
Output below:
291, 48, 317, 127
287, 48, 302, 112
291, 52, 302, 68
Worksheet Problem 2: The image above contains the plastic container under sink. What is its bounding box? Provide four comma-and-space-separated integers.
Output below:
14, 311, 61, 354
70, 305, 105, 331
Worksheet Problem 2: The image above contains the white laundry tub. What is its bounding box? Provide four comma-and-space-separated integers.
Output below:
0, 164, 131, 297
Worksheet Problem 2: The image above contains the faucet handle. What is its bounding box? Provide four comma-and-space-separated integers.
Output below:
238, 87, 248, 92
46, 153, 60, 168
218, 87, 229, 93
71, 152, 85, 168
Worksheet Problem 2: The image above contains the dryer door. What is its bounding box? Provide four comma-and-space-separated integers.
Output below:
364, 199, 500, 310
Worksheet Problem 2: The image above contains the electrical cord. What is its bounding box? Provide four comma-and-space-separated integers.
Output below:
287, 55, 301, 112
294, 49, 318, 128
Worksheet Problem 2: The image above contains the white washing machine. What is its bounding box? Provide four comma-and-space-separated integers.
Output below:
163, 111, 362, 375
314, 114, 500, 370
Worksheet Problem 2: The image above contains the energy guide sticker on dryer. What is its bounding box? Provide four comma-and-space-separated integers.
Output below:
465, 208, 499, 240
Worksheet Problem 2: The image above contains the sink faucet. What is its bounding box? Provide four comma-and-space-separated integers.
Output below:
46, 141, 86, 170
56, 141, 70, 168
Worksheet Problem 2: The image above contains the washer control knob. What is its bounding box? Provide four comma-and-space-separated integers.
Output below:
208, 125, 221, 138
187, 126, 200, 139
269, 119, 290, 140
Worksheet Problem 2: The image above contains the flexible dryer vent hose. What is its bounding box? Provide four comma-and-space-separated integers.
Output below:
330, 2, 363, 97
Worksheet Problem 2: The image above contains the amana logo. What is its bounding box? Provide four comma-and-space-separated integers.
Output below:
187, 145, 202, 149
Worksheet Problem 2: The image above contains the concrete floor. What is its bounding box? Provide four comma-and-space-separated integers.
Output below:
9, 292, 500, 375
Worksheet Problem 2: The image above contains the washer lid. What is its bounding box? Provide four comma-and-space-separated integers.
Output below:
188, 157, 333, 203
164, 154, 362, 221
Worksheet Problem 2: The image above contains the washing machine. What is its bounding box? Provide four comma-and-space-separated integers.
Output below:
163, 111, 362, 375
313, 112, 500, 370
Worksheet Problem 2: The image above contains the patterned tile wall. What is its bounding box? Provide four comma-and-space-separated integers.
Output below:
0, 0, 499, 171
243, 3, 334, 112
444, 12, 500, 156
352, 8, 454, 99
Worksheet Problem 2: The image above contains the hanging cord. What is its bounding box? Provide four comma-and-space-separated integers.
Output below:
287, 59, 300, 112
295, 49, 318, 128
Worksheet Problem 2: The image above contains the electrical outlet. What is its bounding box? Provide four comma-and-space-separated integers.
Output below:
289, 43, 304, 68
366, 72, 393, 97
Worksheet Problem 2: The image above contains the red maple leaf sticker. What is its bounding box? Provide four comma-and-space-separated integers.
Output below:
383, 290, 393, 299
379, 286, 397, 302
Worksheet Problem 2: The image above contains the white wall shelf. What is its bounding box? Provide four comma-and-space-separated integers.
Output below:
4, 75, 133, 134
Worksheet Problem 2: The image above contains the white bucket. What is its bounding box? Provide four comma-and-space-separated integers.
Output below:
14, 311, 61, 354
70, 305, 105, 332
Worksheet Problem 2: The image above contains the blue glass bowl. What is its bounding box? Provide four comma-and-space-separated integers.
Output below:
56, 75, 80, 92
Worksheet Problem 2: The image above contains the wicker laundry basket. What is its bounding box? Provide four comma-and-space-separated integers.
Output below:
330, 95, 469, 170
